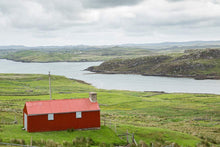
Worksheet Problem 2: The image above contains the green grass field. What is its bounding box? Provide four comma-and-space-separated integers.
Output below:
0, 74, 220, 146
0, 125, 124, 146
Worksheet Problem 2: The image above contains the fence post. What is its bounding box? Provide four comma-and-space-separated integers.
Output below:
114, 123, 117, 133
126, 130, 129, 144
132, 133, 134, 143
30, 136, 32, 147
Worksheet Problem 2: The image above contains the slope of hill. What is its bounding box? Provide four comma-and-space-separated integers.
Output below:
1, 74, 220, 146
87, 49, 220, 79
0, 47, 154, 62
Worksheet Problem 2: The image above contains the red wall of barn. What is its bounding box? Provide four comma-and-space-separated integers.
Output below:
26, 111, 100, 132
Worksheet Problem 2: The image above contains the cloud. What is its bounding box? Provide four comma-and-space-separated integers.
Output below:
81, 0, 144, 8
166, 0, 185, 2
0, 0, 99, 31
0, 0, 220, 45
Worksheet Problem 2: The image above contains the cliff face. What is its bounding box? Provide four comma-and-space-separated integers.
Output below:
87, 49, 220, 79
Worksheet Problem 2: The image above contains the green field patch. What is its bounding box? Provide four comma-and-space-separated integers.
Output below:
0, 125, 125, 146
116, 125, 201, 146
0, 74, 220, 145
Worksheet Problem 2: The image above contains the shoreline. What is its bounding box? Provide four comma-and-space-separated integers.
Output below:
0, 73, 220, 95
0, 59, 220, 94
0, 73, 220, 96
2, 59, 220, 80
2, 57, 219, 80
0, 58, 103, 63
86, 70, 220, 80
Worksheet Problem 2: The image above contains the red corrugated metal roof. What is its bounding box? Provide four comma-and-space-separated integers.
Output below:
25, 98, 100, 115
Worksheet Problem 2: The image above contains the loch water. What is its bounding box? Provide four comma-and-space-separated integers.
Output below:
0, 59, 220, 94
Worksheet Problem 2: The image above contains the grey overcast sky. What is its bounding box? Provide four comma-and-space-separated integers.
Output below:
0, 0, 220, 46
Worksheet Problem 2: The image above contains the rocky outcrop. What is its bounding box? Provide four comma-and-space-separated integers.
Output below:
87, 49, 220, 79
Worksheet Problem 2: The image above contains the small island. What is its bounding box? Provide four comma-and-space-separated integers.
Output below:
87, 49, 220, 80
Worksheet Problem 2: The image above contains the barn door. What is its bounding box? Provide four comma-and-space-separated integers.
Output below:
24, 113, 27, 131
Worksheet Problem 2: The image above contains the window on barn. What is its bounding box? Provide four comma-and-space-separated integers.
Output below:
76, 112, 82, 118
48, 114, 54, 120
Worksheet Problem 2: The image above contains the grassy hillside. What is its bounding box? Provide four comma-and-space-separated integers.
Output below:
1, 125, 123, 146
0, 47, 156, 62
88, 49, 220, 79
0, 74, 220, 146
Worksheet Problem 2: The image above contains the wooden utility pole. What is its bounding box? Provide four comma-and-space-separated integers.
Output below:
49, 71, 52, 100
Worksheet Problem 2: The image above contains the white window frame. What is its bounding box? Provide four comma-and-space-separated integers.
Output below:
48, 113, 54, 120
76, 112, 82, 118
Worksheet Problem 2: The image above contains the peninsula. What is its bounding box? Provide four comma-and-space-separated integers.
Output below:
87, 49, 220, 80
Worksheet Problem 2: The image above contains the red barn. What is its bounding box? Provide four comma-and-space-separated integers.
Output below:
23, 92, 100, 132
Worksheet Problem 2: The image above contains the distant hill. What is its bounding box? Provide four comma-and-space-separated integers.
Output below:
1, 40, 220, 50
1, 40, 220, 62
0, 47, 154, 62
87, 49, 220, 79
0, 45, 27, 50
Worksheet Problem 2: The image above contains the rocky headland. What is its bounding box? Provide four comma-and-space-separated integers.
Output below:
87, 49, 220, 80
